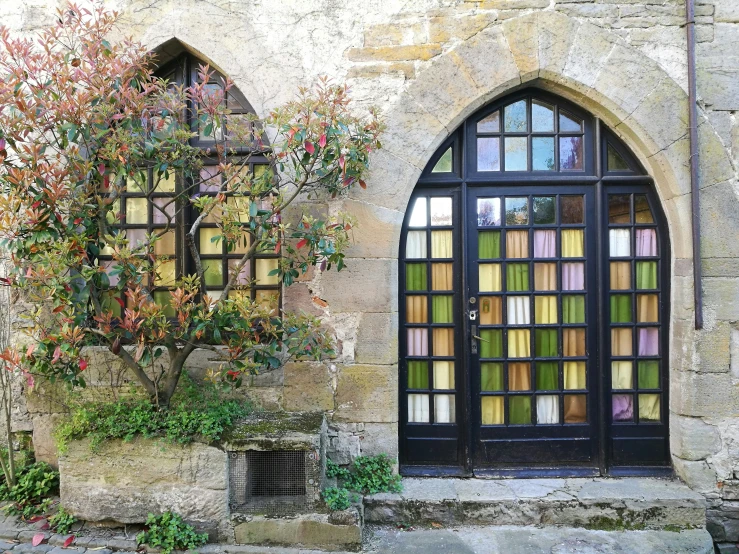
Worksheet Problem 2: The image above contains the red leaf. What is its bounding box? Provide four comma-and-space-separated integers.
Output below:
97, 163, 105, 175
114, 297, 125, 309
359, 180, 367, 190
318, 134, 327, 148
73, 218, 82, 225
338, 155, 345, 169
27, 516, 44, 523
78, 359, 87, 371
274, 241, 281, 254
304, 141, 315, 155
40, 522, 50, 530
296, 239, 308, 249
52, 306, 65, 314
63, 535, 75, 548
32, 533, 45, 547
51, 346, 61, 364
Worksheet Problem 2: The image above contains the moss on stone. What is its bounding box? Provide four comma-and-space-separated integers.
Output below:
221, 411, 324, 444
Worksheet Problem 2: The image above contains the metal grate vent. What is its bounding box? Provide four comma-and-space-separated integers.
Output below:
229, 450, 320, 515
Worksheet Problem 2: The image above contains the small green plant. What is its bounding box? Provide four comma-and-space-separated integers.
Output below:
325, 458, 351, 480
322, 487, 352, 511
0, 462, 59, 519
54, 376, 252, 452
49, 506, 77, 534
136, 512, 208, 554
345, 454, 401, 494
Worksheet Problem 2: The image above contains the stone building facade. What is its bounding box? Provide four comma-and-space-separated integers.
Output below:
3, 0, 739, 546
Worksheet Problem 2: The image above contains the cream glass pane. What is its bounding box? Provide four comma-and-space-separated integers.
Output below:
154, 260, 176, 286
533, 230, 556, 258
505, 137, 528, 171
478, 137, 501, 171
479, 264, 502, 292
637, 294, 659, 323
611, 328, 633, 356
479, 297, 502, 325
435, 395, 456, 423
228, 259, 251, 285
409, 197, 427, 227
408, 394, 430, 423
477, 198, 501, 226
564, 395, 587, 423
255, 290, 279, 311
509, 362, 531, 391
508, 329, 531, 358
609, 229, 631, 257
537, 396, 559, 424
562, 262, 585, 290
152, 198, 175, 225
126, 197, 148, 224
256, 258, 279, 285
406, 296, 428, 323
535, 296, 557, 324
432, 263, 453, 290
202, 259, 224, 288
612, 361, 633, 390
532, 101, 554, 132
481, 396, 504, 425
561, 229, 584, 257
433, 361, 455, 390
534, 263, 557, 291
433, 328, 454, 356
563, 329, 586, 357
610, 262, 631, 290
639, 394, 661, 422
564, 361, 586, 389
406, 231, 427, 259
407, 329, 428, 356
430, 197, 453, 226
431, 230, 453, 258
199, 228, 222, 254
153, 231, 175, 256
478, 111, 500, 132
506, 230, 529, 258
507, 296, 530, 325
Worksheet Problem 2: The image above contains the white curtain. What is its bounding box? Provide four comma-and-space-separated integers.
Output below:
537, 395, 559, 424
406, 231, 427, 259
435, 395, 456, 423
609, 229, 631, 257
507, 296, 530, 325
408, 394, 429, 422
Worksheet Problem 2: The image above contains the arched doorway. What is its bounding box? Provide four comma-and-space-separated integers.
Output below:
398, 89, 670, 477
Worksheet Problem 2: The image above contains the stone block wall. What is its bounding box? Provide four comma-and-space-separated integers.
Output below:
2, 0, 739, 544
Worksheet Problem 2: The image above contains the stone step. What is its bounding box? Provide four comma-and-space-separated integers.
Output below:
364, 477, 707, 530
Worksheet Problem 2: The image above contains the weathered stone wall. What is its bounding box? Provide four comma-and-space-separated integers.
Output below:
3, 0, 739, 543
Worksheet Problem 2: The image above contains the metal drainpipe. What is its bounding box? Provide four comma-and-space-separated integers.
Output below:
686, 0, 704, 330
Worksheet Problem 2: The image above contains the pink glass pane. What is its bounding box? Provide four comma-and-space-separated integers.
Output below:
228, 259, 252, 285
562, 263, 585, 291
613, 394, 634, 421
153, 198, 175, 224
638, 328, 659, 356
635, 229, 657, 257
126, 229, 147, 249
200, 166, 220, 192
560, 137, 583, 170
533, 230, 556, 258
407, 329, 428, 356
102, 261, 120, 286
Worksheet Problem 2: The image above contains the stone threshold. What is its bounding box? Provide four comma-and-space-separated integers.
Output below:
364, 477, 707, 530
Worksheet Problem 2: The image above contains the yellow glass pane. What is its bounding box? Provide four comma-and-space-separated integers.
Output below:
227, 196, 251, 223
508, 329, 530, 358
156, 171, 176, 192
153, 260, 176, 286
610, 262, 631, 290
508, 363, 531, 391
256, 258, 279, 285
479, 297, 502, 325
564, 395, 587, 423
126, 197, 148, 224
535, 296, 557, 324
230, 234, 251, 254
534, 263, 557, 291
431, 230, 453, 258
432, 263, 453, 290
562, 229, 584, 257
199, 228, 222, 254
481, 396, 504, 425
637, 294, 659, 323
432, 328, 454, 356
128, 171, 148, 193
405, 296, 428, 323
611, 328, 633, 356
433, 361, 455, 390
479, 264, 502, 292
564, 361, 586, 389
612, 361, 633, 390
505, 230, 528, 258
563, 328, 586, 357
153, 231, 175, 256
255, 289, 279, 311
639, 394, 661, 422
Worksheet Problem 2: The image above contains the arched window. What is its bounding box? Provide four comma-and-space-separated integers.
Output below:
99, 53, 280, 316
399, 89, 669, 476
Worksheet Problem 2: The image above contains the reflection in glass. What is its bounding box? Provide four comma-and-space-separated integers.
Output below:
478, 137, 500, 171
560, 136, 584, 170
505, 137, 528, 171
609, 194, 631, 223
478, 111, 500, 133
505, 197, 528, 225
559, 110, 582, 132
532, 100, 554, 132
560, 196, 584, 224
431, 147, 453, 173
504, 100, 527, 132
430, 197, 453, 226
409, 197, 427, 227
635, 194, 654, 223
532, 137, 555, 171
533, 197, 556, 224
607, 144, 630, 171
477, 198, 501, 226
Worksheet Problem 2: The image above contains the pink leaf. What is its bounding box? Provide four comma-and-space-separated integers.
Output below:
78, 359, 87, 371
318, 134, 327, 148
304, 141, 315, 155
32, 533, 45, 547
338, 155, 345, 169
63, 535, 75, 548
40, 522, 50, 530
51, 346, 61, 364
0, 138, 6, 150
97, 163, 105, 175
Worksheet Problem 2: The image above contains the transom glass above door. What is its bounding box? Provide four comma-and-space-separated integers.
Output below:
400, 89, 670, 477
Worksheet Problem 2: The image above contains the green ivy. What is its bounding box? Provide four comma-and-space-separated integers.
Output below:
54, 375, 252, 452
323, 454, 401, 510
136, 512, 208, 554
322, 487, 351, 511
0, 462, 59, 519
49, 506, 77, 534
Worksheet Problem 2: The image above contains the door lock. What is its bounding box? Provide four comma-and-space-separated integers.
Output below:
469, 310, 478, 321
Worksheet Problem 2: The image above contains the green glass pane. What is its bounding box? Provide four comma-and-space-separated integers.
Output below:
610, 294, 632, 323
480, 329, 503, 359
432, 296, 453, 323
533, 196, 556, 224
406, 263, 427, 291
638, 361, 659, 389
607, 143, 630, 171
535, 329, 558, 357
481, 363, 504, 391
509, 396, 531, 424
202, 259, 224, 287
532, 138, 555, 171
636, 261, 657, 290
101, 293, 122, 318
563, 295, 585, 324
152, 291, 175, 318
479, 231, 501, 258
536, 362, 558, 390
408, 361, 429, 389
431, 147, 453, 173
506, 263, 529, 291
